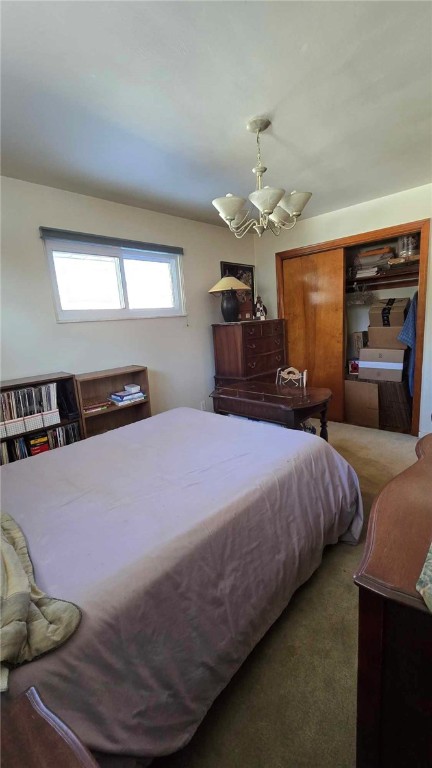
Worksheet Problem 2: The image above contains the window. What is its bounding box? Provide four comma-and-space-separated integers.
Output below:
41, 228, 185, 322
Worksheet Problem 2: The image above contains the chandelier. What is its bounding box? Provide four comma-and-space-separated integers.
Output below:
212, 118, 312, 238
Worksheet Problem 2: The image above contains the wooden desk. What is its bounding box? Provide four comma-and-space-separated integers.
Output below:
354, 435, 432, 768
210, 383, 332, 440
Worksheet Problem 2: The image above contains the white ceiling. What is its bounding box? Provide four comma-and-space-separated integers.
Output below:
2, 1, 432, 226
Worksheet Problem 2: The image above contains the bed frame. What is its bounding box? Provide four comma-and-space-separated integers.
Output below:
354, 434, 432, 768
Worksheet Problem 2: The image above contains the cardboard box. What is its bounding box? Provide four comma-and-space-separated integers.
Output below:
351, 330, 368, 358
359, 348, 405, 382
368, 325, 407, 350
369, 298, 410, 327
345, 380, 379, 428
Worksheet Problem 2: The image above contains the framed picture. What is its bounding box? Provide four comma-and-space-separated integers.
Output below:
220, 261, 255, 307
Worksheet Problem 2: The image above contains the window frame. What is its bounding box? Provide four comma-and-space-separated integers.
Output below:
43, 233, 186, 323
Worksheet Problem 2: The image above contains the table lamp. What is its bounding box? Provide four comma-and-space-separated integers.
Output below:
208, 276, 251, 322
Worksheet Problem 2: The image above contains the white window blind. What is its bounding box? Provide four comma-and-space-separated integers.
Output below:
41, 228, 185, 322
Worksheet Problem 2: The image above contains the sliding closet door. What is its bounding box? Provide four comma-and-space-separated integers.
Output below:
281, 248, 345, 422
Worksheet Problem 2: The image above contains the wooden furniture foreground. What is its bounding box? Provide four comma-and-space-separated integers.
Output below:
211, 383, 332, 440
1, 686, 99, 767
354, 434, 432, 768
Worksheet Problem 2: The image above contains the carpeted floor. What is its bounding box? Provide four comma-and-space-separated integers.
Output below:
153, 423, 418, 768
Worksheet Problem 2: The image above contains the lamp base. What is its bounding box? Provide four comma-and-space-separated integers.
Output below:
221, 290, 239, 323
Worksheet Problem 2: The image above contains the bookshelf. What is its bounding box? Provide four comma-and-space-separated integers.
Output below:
74, 365, 151, 438
0, 372, 82, 464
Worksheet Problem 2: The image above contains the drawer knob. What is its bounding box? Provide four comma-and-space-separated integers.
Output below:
274, 338, 281, 347
248, 328, 256, 336
247, 343, 256, 350
275, 355, 282, 362
248, 361, 257, 369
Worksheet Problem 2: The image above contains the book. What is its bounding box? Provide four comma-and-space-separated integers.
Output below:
27, 433, 49, 456
11, 437, 29, 460
109, 393, 146, 406
355, 267, 379, 278
83, 400, 111, 413
0, 442, 10, 465
109, 392, 145, 403
28, 435, 48, 445
110, 389, 142, 400
83, 405, 110, 413
46, 422, 80, 448
29, 444, 49, 456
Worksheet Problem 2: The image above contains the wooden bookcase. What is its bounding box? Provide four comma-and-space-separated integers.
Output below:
75, 365, 151, 438
0, 371, 82, 463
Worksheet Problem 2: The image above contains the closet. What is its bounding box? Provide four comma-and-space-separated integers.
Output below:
276, 219, 430, 435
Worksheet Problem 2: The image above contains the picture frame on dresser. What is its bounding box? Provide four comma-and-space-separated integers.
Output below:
220, 262, 255, 321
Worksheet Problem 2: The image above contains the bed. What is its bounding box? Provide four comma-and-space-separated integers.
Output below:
1, 407, 363, 761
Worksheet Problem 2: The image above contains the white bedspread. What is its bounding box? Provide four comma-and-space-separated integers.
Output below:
1, 408, 362, 758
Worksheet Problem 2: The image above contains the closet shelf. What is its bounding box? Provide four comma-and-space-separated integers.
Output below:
346, 263, 419, 293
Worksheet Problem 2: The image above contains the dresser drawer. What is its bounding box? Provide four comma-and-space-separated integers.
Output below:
245, 355, 268, 375
244, 334, 284, 357
262, 320, 284, 337
243, 323, 262, 339
268, 350, 284, 369
245, 350, 284, 375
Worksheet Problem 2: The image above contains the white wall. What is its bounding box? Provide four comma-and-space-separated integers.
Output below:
254, 184, 432, 436
2, 177, 431, 434
0, 177, 253, 413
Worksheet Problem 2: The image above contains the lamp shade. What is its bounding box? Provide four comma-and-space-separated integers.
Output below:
269, 206, 296, 226
212, 194, 246, 221
279, 191, 312, 217
222, 208, 249, 229
208, 276, 251, 294
248, 186, 284, 214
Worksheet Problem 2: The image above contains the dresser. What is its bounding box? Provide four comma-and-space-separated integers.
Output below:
212, 319, 286, 386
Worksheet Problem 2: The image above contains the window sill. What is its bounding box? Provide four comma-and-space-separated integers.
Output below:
55, 312, 188, 323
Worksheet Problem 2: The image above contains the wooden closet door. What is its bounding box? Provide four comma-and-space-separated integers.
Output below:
281, 248, 345, 422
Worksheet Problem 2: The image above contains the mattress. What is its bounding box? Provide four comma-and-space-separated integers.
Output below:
1, 407, 363, 758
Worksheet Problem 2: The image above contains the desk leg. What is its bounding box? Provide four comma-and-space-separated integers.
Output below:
319, 407, 328, 441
